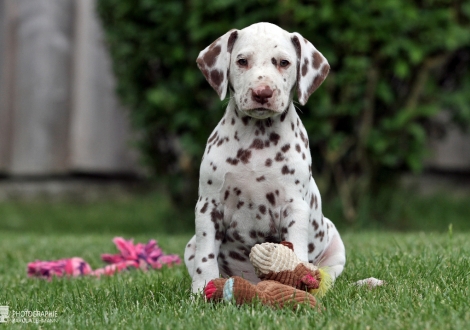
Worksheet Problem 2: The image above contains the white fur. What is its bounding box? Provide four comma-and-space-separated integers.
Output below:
186, 22, 345, 294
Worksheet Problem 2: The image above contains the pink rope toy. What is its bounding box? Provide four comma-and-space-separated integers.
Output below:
27, 237, 181, 279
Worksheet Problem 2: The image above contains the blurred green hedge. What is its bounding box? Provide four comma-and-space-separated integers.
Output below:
97, 0, 470, 221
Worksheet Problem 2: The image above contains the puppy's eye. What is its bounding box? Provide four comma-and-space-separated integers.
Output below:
237, 59, 248, 66
280, 60, 290, 67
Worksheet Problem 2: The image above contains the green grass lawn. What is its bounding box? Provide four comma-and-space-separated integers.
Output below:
0, 190, 469, 329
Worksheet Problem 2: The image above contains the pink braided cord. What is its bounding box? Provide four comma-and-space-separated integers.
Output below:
27, 237, 181, 280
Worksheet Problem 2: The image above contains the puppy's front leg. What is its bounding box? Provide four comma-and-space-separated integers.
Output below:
191, 201, 224, 293
281, 202, 310, 262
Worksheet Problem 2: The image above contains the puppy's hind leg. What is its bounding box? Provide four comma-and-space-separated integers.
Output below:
317, 220, 346, 281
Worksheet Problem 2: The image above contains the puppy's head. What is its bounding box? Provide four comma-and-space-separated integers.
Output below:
197, 22, 329, 119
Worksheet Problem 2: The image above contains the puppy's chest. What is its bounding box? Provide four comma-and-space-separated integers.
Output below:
201, 114, 311, 187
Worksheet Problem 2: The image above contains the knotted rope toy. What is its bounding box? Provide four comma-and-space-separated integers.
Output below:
27, 237, 181, 279
204, 241, 332, 309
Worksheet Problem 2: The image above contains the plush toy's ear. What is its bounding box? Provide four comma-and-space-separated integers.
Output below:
196, 29, 239, 100
291, 33, 330, 105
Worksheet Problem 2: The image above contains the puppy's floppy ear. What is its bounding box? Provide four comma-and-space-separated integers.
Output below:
197, 29, 239, 100
291, 33, 330, 105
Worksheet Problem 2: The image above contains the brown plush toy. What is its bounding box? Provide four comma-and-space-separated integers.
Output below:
204, 242, 332, 309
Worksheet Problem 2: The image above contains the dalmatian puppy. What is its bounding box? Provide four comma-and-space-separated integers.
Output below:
185, 22, 346, 294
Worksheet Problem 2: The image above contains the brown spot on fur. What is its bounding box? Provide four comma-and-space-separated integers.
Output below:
237, 148, 252, 164
256, 176, 266, 182
265, 158, 273, 167
232, 231, 245, 243
210, 70, 224, 89
269, 132, 281, 146
307, 64, 330, 96
221, 265, 233, 276
240, 246, 251, 257
302, 57, 309, 76
200, 202, 209, 214
208, 132, 218, 143
291, 35, 301, 60
259, 205, 267, 214
281, 165, 295, 175
281, 144, 290, 153
300, 131, 308, 148
308, 243, 315, 253
312, 51, 323, 70
280, 111, 287, 122
226, 157, 239, 165
312, 220, 319, 230
275, 152, 284, 162
196, 268, 202, 274
229, 251, 246, 261
315, 231, 325, 241
202, 44, 221, 68
255, 120, 266, 135
266, 192, 276, 206
250, 138, 264, 149
215, 230, 224, 240
211, 209, 224, 222
227, 30, 238, 53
